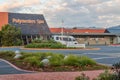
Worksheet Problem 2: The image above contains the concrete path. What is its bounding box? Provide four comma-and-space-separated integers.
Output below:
0, 70, 104, 80
0, 59, 32, 75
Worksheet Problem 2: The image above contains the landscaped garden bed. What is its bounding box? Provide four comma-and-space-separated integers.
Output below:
25, 39, 67, 49
0, 51, 109, 72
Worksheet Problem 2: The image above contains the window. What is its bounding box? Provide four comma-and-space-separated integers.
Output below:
56, 37, 59, 40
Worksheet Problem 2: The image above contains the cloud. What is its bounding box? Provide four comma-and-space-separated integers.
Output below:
40, 0, 120, 27
0, 0, 120, 28
75, 0, 100, 5
39, 0, 92, 27
0, 0, 40, 12
97, 15, 120, 27
95, 0, 120, 14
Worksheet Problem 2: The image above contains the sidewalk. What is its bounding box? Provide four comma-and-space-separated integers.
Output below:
0, 70, 104, 80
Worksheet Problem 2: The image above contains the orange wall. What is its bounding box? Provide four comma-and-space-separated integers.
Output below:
0, 12, 8, 30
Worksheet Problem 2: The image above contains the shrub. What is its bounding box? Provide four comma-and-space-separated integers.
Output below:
0, 51, 15, 59
111, 62, 120, 79
14, 39, 22, 46
47, 39, 57, 43
32, 38, 42, 43
25, 39, 67, 49
93, 70, 117, 80
49, 54, 64, 66
63, 54, 80, 66
20, 52, 34, 58
63, 55, 96, 66
49, 42, 66, 49
25, 42, 66, 49
21, 52, 47, 60
1, 24, 22, 46
75, 73, 89, 80
24, 56, 40, 67
78, 56, 96, 66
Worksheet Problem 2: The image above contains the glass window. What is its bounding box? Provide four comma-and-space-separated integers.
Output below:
56, 37, 59, 40
63, 37, 69, 41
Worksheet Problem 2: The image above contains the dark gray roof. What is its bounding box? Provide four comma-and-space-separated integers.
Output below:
8, 13, 51, 35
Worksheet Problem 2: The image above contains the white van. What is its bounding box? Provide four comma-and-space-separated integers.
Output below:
52, 35, 85, 48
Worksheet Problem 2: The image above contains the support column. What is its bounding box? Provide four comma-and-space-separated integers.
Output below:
117, 36, 120, 44
39, 34, 41, 39
26, 36, 29, 44
21, 35, 24, 45
31, 35, 33, 41
36, 35, 38, 39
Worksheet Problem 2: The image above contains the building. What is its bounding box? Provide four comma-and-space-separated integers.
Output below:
50, 27, 117, 45
0, 12, 119, 45
107, 25, 120, 44
0, 12, 51, 44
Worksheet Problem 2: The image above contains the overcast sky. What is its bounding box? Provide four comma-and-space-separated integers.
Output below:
0, 0, 120, 28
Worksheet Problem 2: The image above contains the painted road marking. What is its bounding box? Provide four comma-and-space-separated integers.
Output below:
93, 57, 118, 60
83, 53, 120, 57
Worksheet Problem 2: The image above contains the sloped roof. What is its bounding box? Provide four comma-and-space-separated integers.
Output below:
8, 13, 51, 35
107, 25, 120, 34
50, 28, 107, 34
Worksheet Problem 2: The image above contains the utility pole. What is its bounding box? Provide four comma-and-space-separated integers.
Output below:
61, 19, 64, 36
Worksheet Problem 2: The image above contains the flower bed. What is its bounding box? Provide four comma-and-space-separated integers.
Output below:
0, 51, 109, 71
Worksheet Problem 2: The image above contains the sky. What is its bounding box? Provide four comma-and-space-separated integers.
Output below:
0, 0, 120, 28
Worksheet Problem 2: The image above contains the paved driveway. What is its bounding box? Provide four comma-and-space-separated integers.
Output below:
0, 59, 32, 75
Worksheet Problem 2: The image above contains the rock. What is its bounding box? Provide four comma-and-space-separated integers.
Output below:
14, 54, 22, 59
15, 50, 20, 54
14, 50, 22, 59
64, 55, 68, 60
41, 59, 50, 67
47, 56, 52, 59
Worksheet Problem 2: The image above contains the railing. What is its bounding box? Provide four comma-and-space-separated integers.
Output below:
66, 43, 85, 48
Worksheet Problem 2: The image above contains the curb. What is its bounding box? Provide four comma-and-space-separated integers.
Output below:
20, 48, 100, 50
0, 58, 36, 73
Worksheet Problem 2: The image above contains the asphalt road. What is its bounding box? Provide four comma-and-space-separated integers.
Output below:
0, 59, 31, 75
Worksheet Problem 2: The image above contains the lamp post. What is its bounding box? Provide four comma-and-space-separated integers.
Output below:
61, 19, 64, 36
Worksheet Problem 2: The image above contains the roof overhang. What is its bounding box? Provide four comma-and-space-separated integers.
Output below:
52, 33, 118, 36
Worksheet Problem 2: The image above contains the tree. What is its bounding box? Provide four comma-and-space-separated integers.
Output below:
1, 24, 22, 46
